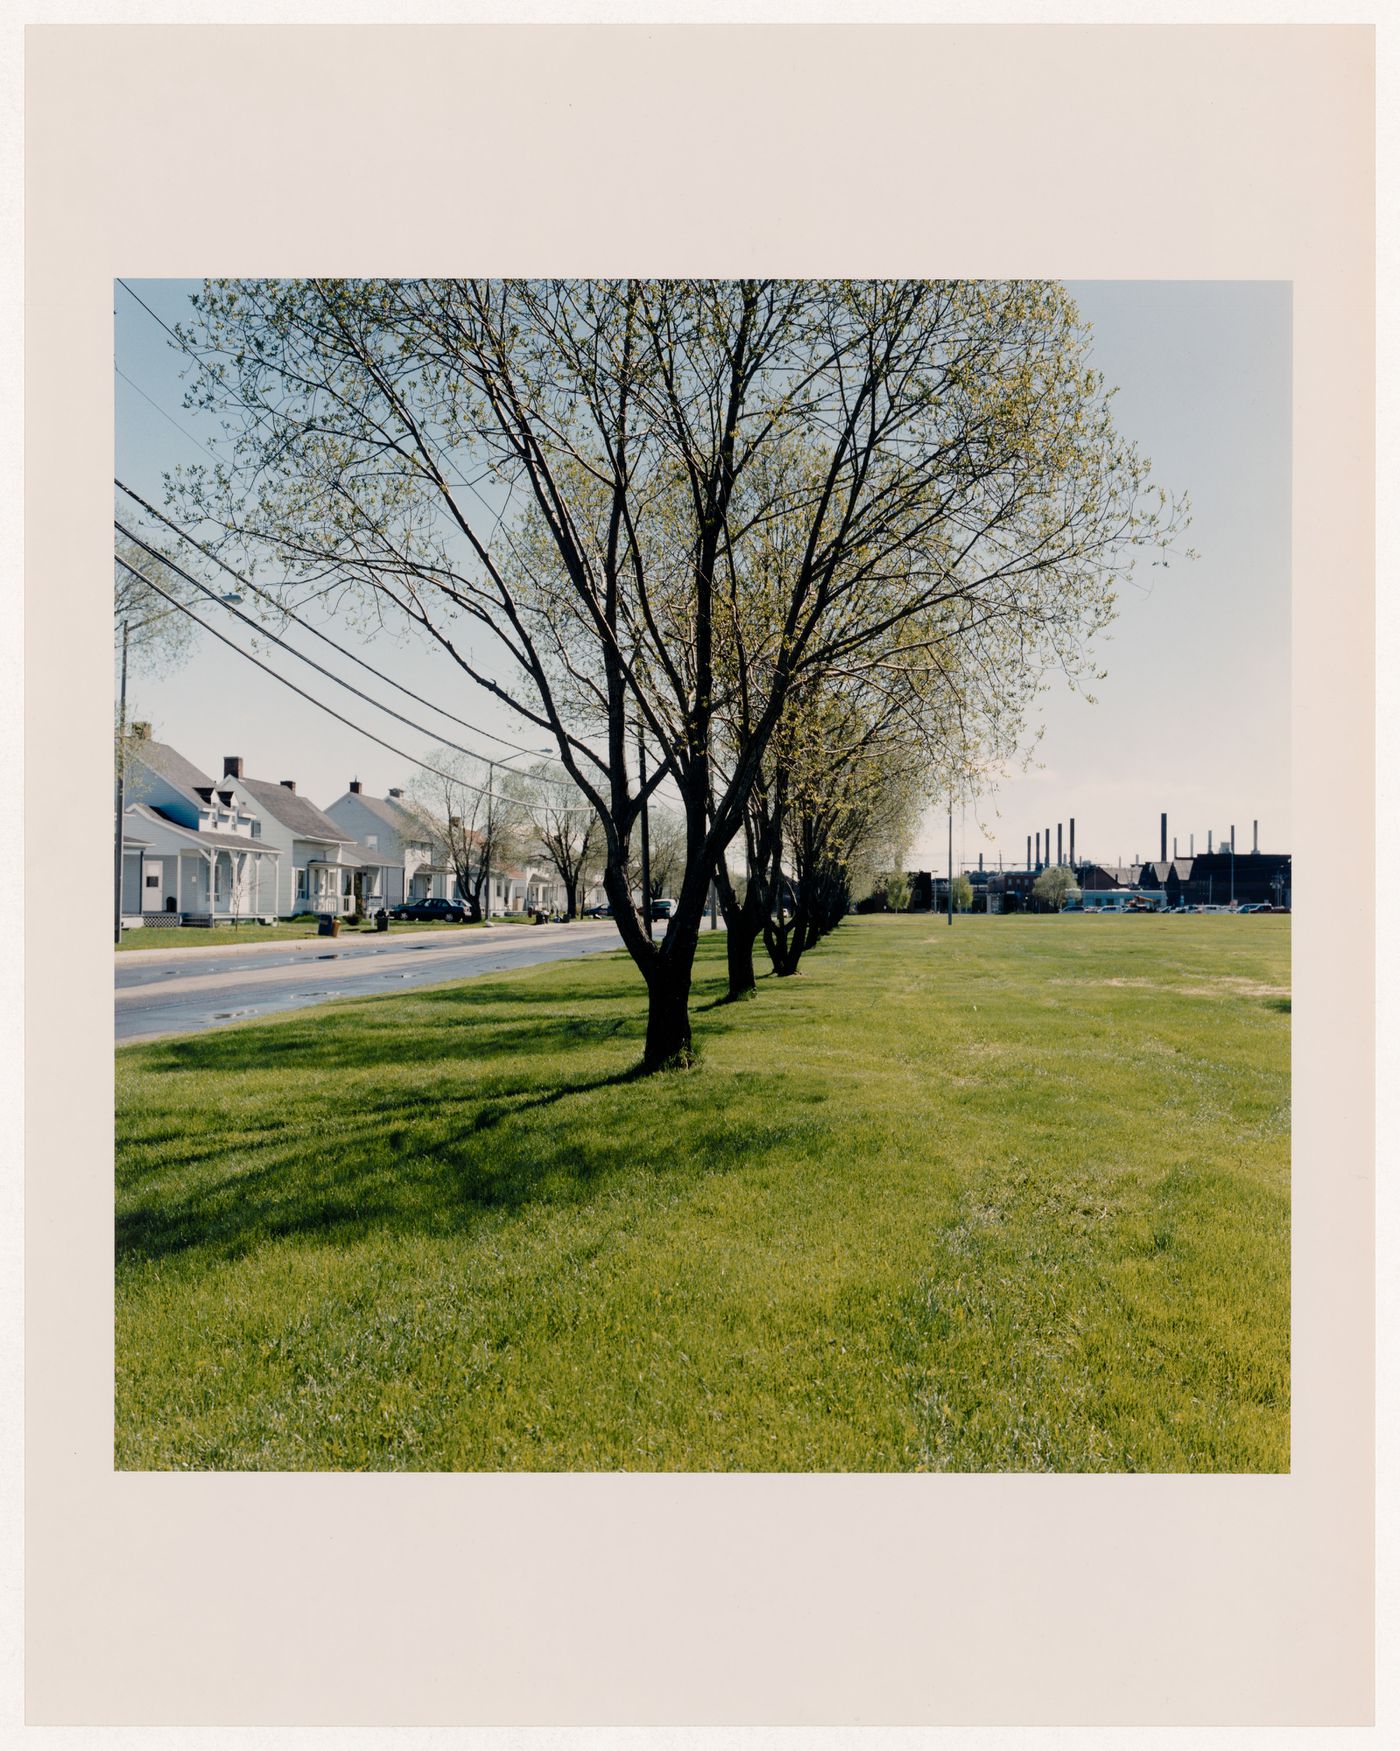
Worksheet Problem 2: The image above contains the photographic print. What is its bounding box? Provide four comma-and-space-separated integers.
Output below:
113, 275, 1290, 1474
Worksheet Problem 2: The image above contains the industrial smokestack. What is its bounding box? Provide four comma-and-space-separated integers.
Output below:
1161, 812, 1167, 863
1253, 819, 1259, 854
978, 852, 983, 872
1230, 824, 1236, 852
1057, 823, 1063, 864
1190, 833, 1195, 857
1069, 818, 1075, 865
1173, 836, 1178, 860
1208, 830, 1213, 854
1045, 827, 1050, 870
1026, 835, 1031, 871
1035, 831, 1040, 868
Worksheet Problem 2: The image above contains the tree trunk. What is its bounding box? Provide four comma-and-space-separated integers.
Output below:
714, 859, 764, 1000
726, 918, 759, 997
643, 958, 694, 1070
564, 875, 578, 919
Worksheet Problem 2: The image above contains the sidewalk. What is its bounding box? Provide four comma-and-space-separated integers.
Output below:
115, 919, 540, 965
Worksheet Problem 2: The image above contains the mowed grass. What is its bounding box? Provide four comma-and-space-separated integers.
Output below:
115, 915, 1290, 1472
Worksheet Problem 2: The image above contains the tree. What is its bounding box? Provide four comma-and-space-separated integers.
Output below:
114, 534, 198, 672
1033, 864, 1080, 912
406, 750, 526, 922
950, 873, 974, 913
636, 805, 687, 902
521, 762, 601, 919
884, 870, 911, 914
173, 278, 1181, 1070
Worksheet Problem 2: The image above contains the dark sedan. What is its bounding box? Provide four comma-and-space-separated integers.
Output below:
389, 897, 471, 923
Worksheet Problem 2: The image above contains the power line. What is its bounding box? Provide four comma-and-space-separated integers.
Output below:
115, 367, 225, 465
114, 476, 560, 762
114, 554, 596, 816
114, 517, 585, 805
113, 286, 689, 811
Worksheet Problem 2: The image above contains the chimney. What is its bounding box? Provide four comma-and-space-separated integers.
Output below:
1035, 831, 1040, 868
131, 721, 151, 741
388, 787, 404, 799
1044, 826, 1050, 869
1160, 812, 1167, 863
349, 780, 362, 795
1230, 824, 1236, 852
1190, 834, 1195, 857
1026, 834, 1031, 871
1069, 818, 1075, 866
223, 756, 243, 779
1253, 819, 1259, 854
1173, 836, 1178, 860
978, 852, 984, 872
1057, 823, 1063, 864
1208, 830, 1213, 854
280, 779, 296, 793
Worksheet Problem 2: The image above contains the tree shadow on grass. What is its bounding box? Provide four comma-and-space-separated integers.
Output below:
116, 963, 788, 1271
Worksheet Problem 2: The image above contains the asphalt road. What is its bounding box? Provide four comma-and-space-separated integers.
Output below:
115, 920, 635, 1043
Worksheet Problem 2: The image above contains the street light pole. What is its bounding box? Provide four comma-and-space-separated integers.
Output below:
114, 618, 130, 944
113, 589, 242, 944
947, 797, 953, 927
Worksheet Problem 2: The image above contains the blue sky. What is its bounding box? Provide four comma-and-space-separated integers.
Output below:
115, 278, 1291, 870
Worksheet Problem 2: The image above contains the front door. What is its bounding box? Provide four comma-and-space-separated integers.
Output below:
141, 859, 167, 912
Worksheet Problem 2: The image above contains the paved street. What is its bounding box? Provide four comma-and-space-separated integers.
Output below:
116, 920, 634, 1043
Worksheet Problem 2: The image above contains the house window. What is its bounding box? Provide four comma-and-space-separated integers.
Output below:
365, 834, 378, 849
145, 872, 159, 889
296, 869, 307, 899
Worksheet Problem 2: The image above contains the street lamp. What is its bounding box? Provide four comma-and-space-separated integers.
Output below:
114, 592, 241, 944
947, 794, 954, 927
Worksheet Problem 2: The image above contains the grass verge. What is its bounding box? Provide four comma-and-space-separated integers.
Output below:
117, 919, 490, 951
115, 915, 1290, 1471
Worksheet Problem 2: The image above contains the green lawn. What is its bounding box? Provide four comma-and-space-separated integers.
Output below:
115, 915, 1290, 1472
117, 918, 489, 951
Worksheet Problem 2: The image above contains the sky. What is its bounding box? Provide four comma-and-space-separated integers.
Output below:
114, 279, 1291, 871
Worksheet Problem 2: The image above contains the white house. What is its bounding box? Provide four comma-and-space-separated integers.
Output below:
323, 779, 617, 917
227, 760, 389, 918
323, 782, 455, 907
120, 732, 281, 926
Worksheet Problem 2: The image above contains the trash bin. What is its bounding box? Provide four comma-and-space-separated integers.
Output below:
317, 913, 341, 937
374, 908, 389, 933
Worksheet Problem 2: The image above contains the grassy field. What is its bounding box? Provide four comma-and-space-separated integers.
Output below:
115, 915, 1290, 1472
116, 918, 491, 951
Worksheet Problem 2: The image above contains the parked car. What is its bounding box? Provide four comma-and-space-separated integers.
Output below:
647, 897, 674, 920
390, 897, 470, 923
583, 903, 612, 919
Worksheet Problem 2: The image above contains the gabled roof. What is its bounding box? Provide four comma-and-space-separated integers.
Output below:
331, 790, 437, 842
128, 803, 282, 854
241, 777, 358, 844
127, 739, 218, 809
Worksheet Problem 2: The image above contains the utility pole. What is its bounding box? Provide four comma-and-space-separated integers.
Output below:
113, 619, 130, 944
115, 591, 241, 943
484, 758, 496, 921
947, 797, 953, 926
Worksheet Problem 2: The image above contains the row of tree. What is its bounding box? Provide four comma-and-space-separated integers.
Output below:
166, 277, 1181, 1070
403, 748, 692, 923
